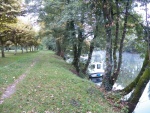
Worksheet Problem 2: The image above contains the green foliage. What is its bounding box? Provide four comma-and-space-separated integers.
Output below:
42, 36, 56, 50
0, 0, 22, 26
3, 21, 38, 48
0, 0, 37, 57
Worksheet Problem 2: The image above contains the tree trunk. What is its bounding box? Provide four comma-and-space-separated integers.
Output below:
14, 43, 17, 55
82, 41, 94, 74
125, 3, 150, 112
69, 20, 79, 72
121, 52, 149, 95
72, 29, 84, 74
111, 0, 130, 86
112, 0, 119, 84
31, 46, 32, 51
62, 21, 70, 59
26, 46, 28, 53
7, 46, 9, 52
127, 61, 150, 113
1, 40, 5, 58
56, 38, 61, 56
72, 44, 79, 72
82, 6, 99, 74
30, 46, 31, 52
21, 46, 24, 53
101, 0, 113, 91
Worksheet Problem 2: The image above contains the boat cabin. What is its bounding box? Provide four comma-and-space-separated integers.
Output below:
87, 62, 104, 77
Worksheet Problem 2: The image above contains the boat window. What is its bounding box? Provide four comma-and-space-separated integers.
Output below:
97, 64, 101, 69
90, 64, 95, 69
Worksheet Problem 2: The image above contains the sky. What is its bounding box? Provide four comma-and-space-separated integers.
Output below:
134, 2, 150, 25
17, 1, 150, 33
18, 15, 40, 32
17, 0, 40, 32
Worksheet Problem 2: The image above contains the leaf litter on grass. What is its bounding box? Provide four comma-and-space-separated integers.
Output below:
0, 60, 37, 104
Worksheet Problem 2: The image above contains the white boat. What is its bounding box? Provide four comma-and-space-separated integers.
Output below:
87, 62, 104, 77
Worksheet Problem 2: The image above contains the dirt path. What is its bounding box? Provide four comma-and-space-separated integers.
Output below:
0, 61, 36, 104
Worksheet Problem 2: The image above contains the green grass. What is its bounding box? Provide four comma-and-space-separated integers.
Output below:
0, 51, 39, 96
0, 50, 117, 113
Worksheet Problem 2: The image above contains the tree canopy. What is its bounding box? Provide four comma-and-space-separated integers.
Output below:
0, 0, 40, 57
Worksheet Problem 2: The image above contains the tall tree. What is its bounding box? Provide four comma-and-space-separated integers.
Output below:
0, 0, 22, 57
120, 1, 150, 112
98, 0, 132, 91
101, 0, 113, 91
111, 0, 130, 86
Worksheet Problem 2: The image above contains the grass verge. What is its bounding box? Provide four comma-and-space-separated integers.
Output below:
0, 50, 118, 113
0, 51, 39, 96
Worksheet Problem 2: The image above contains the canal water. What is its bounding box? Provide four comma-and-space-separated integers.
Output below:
92, 51, 150, 113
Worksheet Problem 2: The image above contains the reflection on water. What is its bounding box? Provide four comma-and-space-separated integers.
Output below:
116, 52, 143, 87
92, 51, 150, 113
